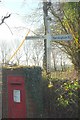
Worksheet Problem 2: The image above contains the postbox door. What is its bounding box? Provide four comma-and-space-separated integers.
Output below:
7, 76, 27, 118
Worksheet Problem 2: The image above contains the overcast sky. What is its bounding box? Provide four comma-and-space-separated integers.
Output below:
0, 0, 40, 42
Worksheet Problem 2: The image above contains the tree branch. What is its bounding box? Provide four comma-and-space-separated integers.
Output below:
4, 22, 13, 35
0, 14, 13, 35
50, 5, 68, 34
0, 14, 11, 25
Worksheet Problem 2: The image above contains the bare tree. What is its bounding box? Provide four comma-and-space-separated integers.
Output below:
0, 41, 11, 65
23, 40, 33, 66
31, 40, 44, 67
12, 39, 24, 65
51, 48, 57, 71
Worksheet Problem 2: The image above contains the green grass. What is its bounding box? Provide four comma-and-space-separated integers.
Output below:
42, 67, 78, 81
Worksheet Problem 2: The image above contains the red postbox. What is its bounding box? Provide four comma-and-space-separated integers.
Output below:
2, 67, 43, 118
7, 75, 27, 118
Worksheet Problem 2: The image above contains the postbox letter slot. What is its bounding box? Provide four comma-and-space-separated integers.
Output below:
11, 82, 22, 85
13, 90, 21, 103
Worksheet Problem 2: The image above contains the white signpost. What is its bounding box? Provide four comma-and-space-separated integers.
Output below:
25, 1, 73, 73
25, 0, 73, 73
25, 33, 73, 73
